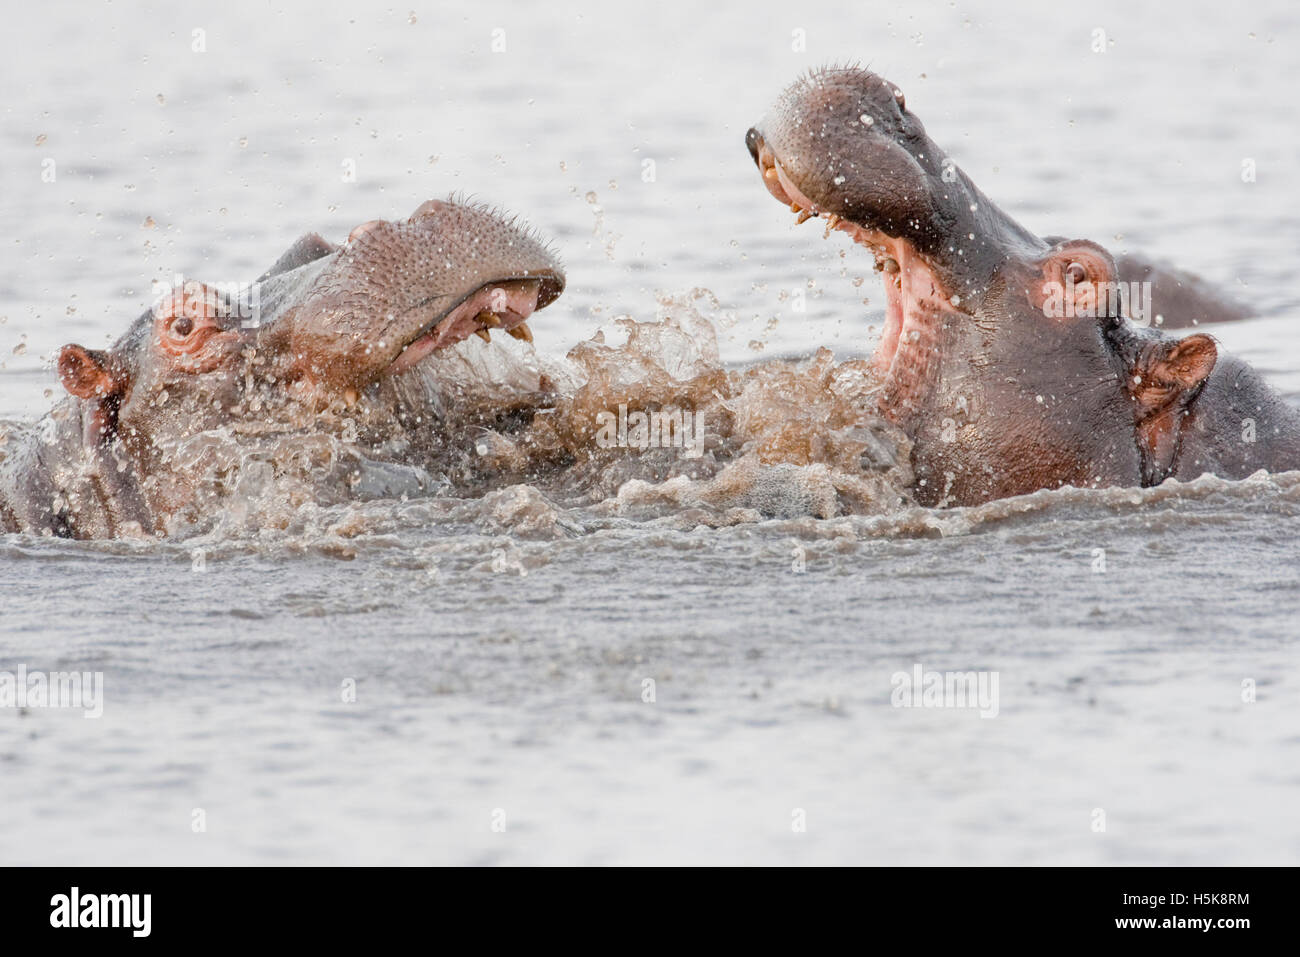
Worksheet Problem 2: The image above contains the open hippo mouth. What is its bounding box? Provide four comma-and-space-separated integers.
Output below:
743, 66, 1053, 422
284, 198, 565, 399
386, 277, 549, 376
746, 127, 955, 403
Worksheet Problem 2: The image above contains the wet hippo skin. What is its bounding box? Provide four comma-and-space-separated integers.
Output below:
745, 66, 1300, 506
0, 198, 564, 537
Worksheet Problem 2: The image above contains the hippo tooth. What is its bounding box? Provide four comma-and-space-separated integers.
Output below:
789, 202, 803, 213
823, 214, 840, 238
795, 209, 814, 225
881, 258, 900, 274
344, 388, 359, 406
474, 328, 492, 343
477, 310, 503, 328
507, 322, 533, 343
763, 167, 779, 183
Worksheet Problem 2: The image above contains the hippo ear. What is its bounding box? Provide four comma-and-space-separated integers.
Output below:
256, 232, 339, 283
1128, 334, 1217, 483
57, 345, 121, 399
58, 345, 129, 446
1130, 334, 1217, 410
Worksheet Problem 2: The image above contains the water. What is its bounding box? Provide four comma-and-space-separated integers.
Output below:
2, 0, 1299, 865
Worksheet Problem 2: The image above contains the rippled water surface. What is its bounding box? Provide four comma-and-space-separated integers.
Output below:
2, 0, 1299, 865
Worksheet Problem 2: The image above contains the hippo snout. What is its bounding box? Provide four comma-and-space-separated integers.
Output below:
283, 197, 566, 395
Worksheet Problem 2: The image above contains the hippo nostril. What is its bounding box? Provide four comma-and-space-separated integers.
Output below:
348, 220, 385, 243
745, 128, 763, 166
409, 199, 452, 222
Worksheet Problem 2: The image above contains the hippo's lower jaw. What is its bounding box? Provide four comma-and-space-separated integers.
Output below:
387, 278, 541, 376
749, 132, 961, 422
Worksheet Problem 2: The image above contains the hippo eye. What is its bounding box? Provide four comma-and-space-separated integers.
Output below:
172, 316, 195, 338
1065, 262, 1087, 285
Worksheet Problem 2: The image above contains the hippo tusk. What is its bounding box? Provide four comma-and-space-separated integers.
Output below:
474, 328, 492, 342
507, 322, 533, 343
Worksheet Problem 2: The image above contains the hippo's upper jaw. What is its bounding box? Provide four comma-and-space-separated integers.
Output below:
280, 198, 565, 402
748, 126, 955, 414
743, 66, 1013, 421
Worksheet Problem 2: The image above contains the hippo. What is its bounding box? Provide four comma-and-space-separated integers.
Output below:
745, 66, 1300, 506
0, 198, 564, 537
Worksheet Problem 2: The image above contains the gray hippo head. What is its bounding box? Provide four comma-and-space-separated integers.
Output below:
2, 197, 564, 536
745, 66, 1286, 505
